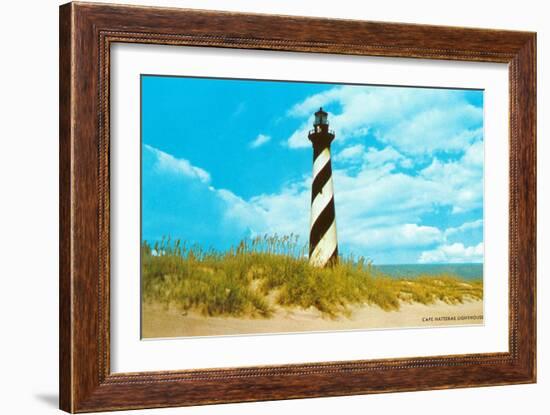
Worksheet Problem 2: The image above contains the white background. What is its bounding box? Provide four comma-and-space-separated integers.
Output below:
0, 0, 547, 414
111, 44, 509, 372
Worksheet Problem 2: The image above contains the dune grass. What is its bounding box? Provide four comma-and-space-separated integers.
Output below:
142, 235, 483, 318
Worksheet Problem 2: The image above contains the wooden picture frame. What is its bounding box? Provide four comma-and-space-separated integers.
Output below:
59, 2, 536, 412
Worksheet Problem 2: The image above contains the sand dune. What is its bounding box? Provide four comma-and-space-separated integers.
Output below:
142, 300, 483, 339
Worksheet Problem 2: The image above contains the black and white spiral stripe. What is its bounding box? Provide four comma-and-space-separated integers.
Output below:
309, 145, 338, 267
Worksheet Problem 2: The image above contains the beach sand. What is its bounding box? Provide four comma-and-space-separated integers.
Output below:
142, 300, 483, 338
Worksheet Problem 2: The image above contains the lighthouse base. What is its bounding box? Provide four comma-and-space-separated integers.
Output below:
309, 221, 338, 268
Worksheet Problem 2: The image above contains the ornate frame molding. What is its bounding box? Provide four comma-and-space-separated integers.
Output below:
60, 2, 536, 412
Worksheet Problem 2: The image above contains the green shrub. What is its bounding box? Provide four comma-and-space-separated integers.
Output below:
142, 235, 483, 318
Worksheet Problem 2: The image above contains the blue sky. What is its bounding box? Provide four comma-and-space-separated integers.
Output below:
142, 75, 484, 264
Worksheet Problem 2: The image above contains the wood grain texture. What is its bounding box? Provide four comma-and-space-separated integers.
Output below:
59, 3, 73, 411
59, 2, 537, 412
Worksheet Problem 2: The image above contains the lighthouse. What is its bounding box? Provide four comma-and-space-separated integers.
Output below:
308, 108, 338, 267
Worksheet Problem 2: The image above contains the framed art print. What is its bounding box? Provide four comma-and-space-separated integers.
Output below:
139, 76, 486, 340
59, 2, 536, 412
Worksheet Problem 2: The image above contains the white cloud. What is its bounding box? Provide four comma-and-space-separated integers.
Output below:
144, 144, 211, 183
332, 140, 482, 221
286, 85, 482, 156
418, 242, 483, 263
342, 223, 443, 250
286, 115, 315, 149
444, 219, 483, 239
420, 140, 483, 213
335, 144, 412, 171
216, 179, 310, 239
335, 144, 365, 161
288, 88, 343, 118
379, 113, 482, 155
363, 146, 412, 169
249, 133, 271, 148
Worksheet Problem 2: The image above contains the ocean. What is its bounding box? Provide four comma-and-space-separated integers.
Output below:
373, 263, 483, 280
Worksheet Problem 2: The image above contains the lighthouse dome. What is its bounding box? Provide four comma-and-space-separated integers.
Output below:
314, 107, 328, 126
